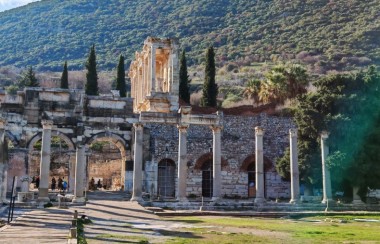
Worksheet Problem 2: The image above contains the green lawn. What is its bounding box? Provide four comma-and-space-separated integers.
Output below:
161, 215, 380, 243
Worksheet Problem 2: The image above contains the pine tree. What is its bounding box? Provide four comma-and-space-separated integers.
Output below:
60, 61, 69, 89
116, 55, 126, 97
179, 50, 190, 103
201, 46, 218, 107
85, 44, 99, 95
19, 66, 39, 88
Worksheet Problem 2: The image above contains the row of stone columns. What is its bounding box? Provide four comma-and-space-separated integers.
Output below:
130, 123, 223, 202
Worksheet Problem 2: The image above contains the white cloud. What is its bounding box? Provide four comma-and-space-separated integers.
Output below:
0, 0, 40, 12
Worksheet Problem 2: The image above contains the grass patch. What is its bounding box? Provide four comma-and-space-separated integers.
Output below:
95, 234, 148, 243
165, 233, 270, 244
165, 215, 380, 242
77, 218, 92, 244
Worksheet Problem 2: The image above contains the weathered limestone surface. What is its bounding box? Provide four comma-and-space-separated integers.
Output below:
38, 120, 53, 202
131, 123, 144, 202
289, 129, 300, 204
73, 144, 86, 202
255, 126, 265, 203
129, 37, 179, 113
321, 131, 333, 204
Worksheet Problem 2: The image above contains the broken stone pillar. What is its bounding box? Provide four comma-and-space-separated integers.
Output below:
212, 125, 222, 201
321, 131, 333, 204
0, 119, 8, 203
289, 129, 300, 204
38, 120, 53, 202
177, 124, 188, 201
131, 123, 143, 202
352, 186, 364, 204
255, 126, 265, 204
73, 144, 86, 203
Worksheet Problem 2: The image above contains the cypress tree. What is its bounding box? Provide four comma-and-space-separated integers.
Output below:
201, 46, 218, 107
60, 61, 69, 89
19, 66, 39, 87
179, 50, 190, 103
85, 44, 99, 95
116, 55, 126, 97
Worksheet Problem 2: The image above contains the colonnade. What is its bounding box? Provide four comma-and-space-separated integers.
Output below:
130, 122, 223, 202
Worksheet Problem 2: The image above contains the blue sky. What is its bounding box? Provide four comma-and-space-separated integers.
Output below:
0, 0, 39, 12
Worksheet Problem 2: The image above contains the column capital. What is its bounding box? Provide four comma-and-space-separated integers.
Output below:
289, 128, 298, 137
321, 131, 329, 140
255, 126, 264, 136
211, 125, 223, 133
0, 118, 6, 129
177, 124, 189, 132
41, 120, 54, 130
133, 123, 144, 130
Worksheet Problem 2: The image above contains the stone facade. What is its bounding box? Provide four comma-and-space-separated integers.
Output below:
145, 114, 294, 199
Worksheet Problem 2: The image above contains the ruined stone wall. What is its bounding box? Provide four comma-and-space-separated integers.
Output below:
146, 113, 295, 199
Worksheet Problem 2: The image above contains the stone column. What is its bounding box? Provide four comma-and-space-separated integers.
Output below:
255, 126, 265, 204
38, 120, 53, 202
212, 125, 222, 201
151, 46, 156, 92
289, 129, 300, 204
131, 123, 143, 202
352, 186, 364, 204
321, 131, 333, 204
177, 124, 189, 201
73, 145, 86, 203
0, 119, 8, 203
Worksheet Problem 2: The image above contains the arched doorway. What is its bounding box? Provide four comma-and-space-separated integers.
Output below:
247, 163, 256, 198
241, 154, 272, 198
202, 160, 213, 198
86, 132, 130, 192
157, 159, 176, 198
27, 132, 75, 192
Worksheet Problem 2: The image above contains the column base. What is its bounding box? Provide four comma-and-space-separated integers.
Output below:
289, 198, 300, 204
72, 197, 86, 203
352, 199, 365, 205
211, 196, 220, 202
254, 197, 266, 204
321, 198, 335, 205
37, 197, 50, 203
130, 196, 142, 202
176, 197, 189, 202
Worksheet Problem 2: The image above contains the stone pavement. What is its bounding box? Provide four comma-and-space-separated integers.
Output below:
72, 192, 186, 243
0, 208, 74, 244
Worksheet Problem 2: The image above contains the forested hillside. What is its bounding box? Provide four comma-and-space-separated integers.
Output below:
0, 0, 379, 71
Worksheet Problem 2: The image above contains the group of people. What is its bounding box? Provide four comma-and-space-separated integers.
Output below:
51, 177, 68, 191
89, 177, 103, 191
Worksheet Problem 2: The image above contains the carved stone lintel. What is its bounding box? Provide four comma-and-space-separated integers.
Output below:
133, 123, 144, 130
211, 125, 222, 133
321, 131, 329, 140
255, 126, 264, 136
177, 124, 189, 132
289, 128, 298, 137
41, 120, 54, 130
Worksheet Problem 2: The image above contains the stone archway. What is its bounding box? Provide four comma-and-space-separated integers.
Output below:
157, 158, 176, 198
26, 131, 76, 192
241, 154, 273, 198
86, 132, 130, 191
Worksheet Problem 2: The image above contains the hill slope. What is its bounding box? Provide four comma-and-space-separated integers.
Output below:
0, 0, 379, 71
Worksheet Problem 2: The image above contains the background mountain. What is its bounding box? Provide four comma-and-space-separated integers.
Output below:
0, 0, 379, 72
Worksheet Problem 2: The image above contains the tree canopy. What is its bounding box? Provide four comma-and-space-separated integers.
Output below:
85, 45, 99, 96
179, 50, 190, 103
60, 61, 68, 89
201, 46, 218, 107
116, 55, 126, 97
19, 66, 38, 87
276, 66, 380, 198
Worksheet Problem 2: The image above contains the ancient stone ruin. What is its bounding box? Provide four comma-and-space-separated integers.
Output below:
0, 37, 302, 206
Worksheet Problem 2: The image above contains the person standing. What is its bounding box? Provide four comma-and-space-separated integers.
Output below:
51, 177, 56, 191
35, 176, 40, 189
58, 177, 63, 190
